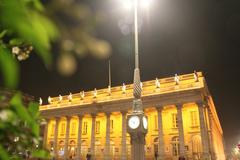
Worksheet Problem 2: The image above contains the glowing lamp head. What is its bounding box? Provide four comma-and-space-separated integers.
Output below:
122, 0, 152, 10
140, 0, 151, 9
123, 0, 133, 10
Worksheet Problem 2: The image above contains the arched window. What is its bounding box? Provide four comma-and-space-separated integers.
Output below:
58, 140, 65, 157
49, 141, 54, 151
154, 137, 159, 155
172, 136, 179, 156
192, 135, 202, 160
81, 140, 88, 156
95, 139, 102, 159
69, 140, 76, 159
110, 139, 115, 158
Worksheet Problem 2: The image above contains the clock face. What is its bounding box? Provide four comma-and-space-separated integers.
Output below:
143, 116, 148, 129
128, 116, 140, 129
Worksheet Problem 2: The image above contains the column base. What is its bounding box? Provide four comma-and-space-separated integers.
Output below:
158, 154, 165, 160
104, 153, 111, 160
121, 155, 127, 160
201, 153, 211, 160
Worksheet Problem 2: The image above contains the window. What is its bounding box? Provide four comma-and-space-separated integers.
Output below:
190, 111, 198, 127
172, 137, 179, 156
96, 121, 100, 134
61, 123, 66, 135
154, 115, 158, 130
51, 124, 55, 136
82, 122, 88, 135
71, 122, 76, 135
110, 119, 114, 133
172, 113, 178, 128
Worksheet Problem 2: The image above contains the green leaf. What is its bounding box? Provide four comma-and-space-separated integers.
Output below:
32, 149, 50, 159
0, 145, 10, 160
28, 102, 40, 119
0, 30, 8, 39
0, 45, 19, 89
9, 38, 23, 46
10, 93, 33, 123
31, 122, 40, 137
0, 0, 58, 67
32, 0, 44, 11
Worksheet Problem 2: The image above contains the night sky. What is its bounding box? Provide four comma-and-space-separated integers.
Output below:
15, 0, 240, 153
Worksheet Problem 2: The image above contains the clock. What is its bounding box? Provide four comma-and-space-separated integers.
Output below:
128, 116, 140, 129
142, 116, 148, 129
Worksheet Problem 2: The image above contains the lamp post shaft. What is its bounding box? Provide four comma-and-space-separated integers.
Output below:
128, 1, 147, 160
134, 0, 139, 69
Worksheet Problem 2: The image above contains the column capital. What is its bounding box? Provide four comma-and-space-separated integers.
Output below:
91, 113, 97, 118
44, 118, 50, 123
105, 112, 111, 117
55, 117, 61, 122
175, 103, 183, 109
77, 114, 84, 119
196, 101, 208, 108
65, 116, 71, 121
120, 110, 128, 115
156, 106, 163, 112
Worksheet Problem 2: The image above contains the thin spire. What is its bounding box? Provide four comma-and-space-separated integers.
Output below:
108, 60, 111, 87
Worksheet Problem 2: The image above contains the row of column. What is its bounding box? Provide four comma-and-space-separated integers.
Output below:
43, 102, 213, 160
156, 102, 212, 159
44, 111, 128, 160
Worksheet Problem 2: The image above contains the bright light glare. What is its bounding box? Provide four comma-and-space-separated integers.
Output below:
122, 0, 152, 10
123, 0, 133, 10
140, 0, 151, 8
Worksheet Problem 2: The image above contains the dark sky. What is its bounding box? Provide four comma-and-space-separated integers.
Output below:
17, 0, 240, 153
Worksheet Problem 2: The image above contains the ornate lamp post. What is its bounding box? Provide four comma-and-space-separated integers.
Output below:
126, 0, 148, 159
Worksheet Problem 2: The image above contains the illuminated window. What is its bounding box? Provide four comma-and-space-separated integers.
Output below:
110, 119, 114, 133
71, 122, 76, 135
96, 121, 100, 134
82, 122, 88, 135
61, 123, 66, 135
172, 137, 179, 156
51, 124, 55, 136
154, 115, 158, 130
191, 111, 198, 127
172, 113, 178, 128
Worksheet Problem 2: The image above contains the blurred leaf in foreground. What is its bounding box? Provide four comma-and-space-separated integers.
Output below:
0, 46, 19, 89
0, 0, 58, 66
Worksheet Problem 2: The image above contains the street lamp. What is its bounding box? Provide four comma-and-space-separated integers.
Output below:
125, 0, 151, 160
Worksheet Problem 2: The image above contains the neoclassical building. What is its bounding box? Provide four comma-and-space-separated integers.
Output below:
40, 72, 226, 160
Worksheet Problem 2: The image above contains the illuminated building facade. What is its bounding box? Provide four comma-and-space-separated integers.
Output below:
40, 72, 225, 160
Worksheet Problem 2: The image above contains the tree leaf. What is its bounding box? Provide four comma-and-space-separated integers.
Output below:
0, 30, 8, 39
10, 93, 32, 124
31, 122, 40, 137
28, 102, 40, 119
0, 45, 19, 89
0, 145, 10, 160
9, 38, 23, 46
32, 0, 44, 11
31, 149, 50, 158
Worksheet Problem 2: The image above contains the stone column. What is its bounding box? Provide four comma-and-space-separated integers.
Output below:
64, 116, 71, 160
121, 111, 127, 160
54, 117, 60, 158
207, 108, 216, 160
176, 104, 185, 158
156, 107, 165, 160
76, 115, 83, 160
197, 102, 210, 159
105, 112, 111, 160
91, 114, 96, 159
43, 118, 50, 148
